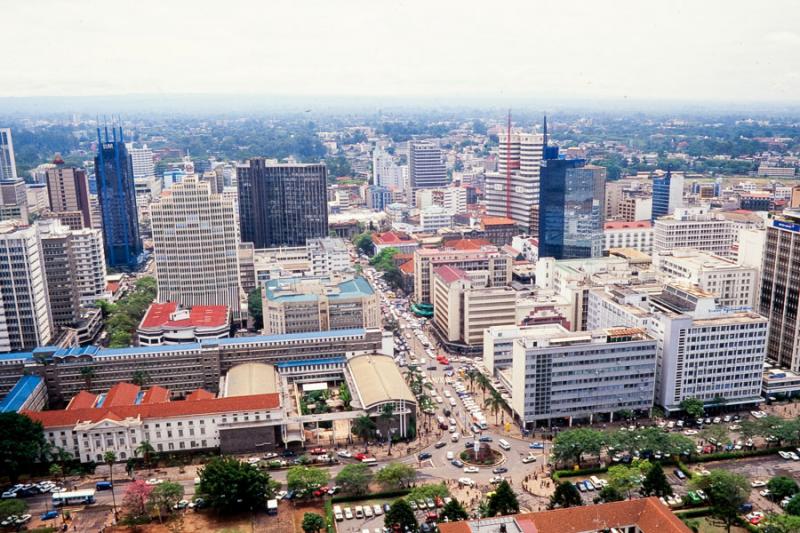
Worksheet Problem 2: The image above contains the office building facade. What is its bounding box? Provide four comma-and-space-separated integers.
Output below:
0, 128, 17, 181
150, 175, 241, 316
45, 165, 92, 228
651, 170, 684, 221
95, 127, 142, 268
237, 159, 328, 248
406, 141, 447, 205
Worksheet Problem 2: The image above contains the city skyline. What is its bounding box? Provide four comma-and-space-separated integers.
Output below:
3, 0, 800, 103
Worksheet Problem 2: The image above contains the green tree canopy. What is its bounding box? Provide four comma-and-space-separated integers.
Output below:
197, 456, 272, 512
0, 413, 47, 481
439, 498, 469, 522
287, 465, 330, 495
552, 428, 605, 466
335, 463, 374, 495
149, 481, 184, 522
354, 233, 374, 256
549, 481, 583, 509
787, 494, 800, 516
375, 462, 416, 490
595, 485, 624, 503
385, 499, 418, 532
641, 463, 673, 497
691, 470, 750, 532
0, 500, 27, 521
302, 512, 326, 533
765, 514, 800, 533
487, 480, 519, 517
248, 287, 263, 330
680, 398, 705, 419
768, 476, 800, 501
700, 425, 730, 449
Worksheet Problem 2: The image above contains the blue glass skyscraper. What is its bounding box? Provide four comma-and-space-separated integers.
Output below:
95, 127, 142, 268
651, 169, 672, 221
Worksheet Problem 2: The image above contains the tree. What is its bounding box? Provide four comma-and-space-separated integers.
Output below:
375, 462, 416, 489
787, 494, 800, 516
122, 480, 154, 522
700, 425, 730, 450
302, 512, 325, 533
0, 500, 27, 522
767, 513, 800, 532
197, 456, 272, 512
379, 403, 395, 441
352, 415, 376, 450
769, 477, 800, 501
354, 233, 374, 256
551, 428, 605, 467
385, 499, 418, 532
1, 413, 52, 481
680, 398, 705, 419
149, 481, 184, 523
641, 464, 673, 497
80, 366, 97, 389
248, 288, 263, 330
49, 463, 63, 485
335, 463, 374, 495
131, 370, 150, 387
607, 464, 642, 499
439, 498, 469, 522
104, 451, 118, 518
595, 485, 624, 503
135, 440, 156, 469
691, 470, 750, 532
487, 480, 519, 517
484, 390, 505, 425
549, 481, 583, 509
287, 465, 330, 495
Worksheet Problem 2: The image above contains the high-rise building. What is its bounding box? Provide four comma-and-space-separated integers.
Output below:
651, 169, 684, 221
0, 128, 17, 181
538, 157, 604, 259
237, 159, 328, 248
484, 130, 545, 232
0, 178, 29, 222
653, 206, 736, 256
760, 209, 800, 371
0, 221, 53, 352
413, 246, 512, 304
95, 127, 142, 268
45, 163, 92, 228
372, 147, 404, 189
406, 141, 447, 205
150, 175, 241, 316
128, 144, 155, 179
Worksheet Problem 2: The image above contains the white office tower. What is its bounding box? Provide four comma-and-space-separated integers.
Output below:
373, 147, 404, 189
0, 221, 53, 352
71, 227, 108, 307
588, 282, 767, 413
406, 141, 447, 205
484, 131, 544, 232
128, 144, 156, 179
150, 175, 241, 316
653, 206, 736, 256
0, 128, 18, 180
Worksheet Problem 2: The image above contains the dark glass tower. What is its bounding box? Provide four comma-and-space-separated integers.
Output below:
95, 127, 142, 268
538, 154, 604, 260
237, 159, 328, 247
651, 169, 672, 221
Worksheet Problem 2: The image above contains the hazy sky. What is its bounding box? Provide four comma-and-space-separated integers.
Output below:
3, 0, 800, 102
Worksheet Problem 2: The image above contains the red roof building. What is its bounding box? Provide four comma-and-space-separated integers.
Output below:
443, 238, 493, 251
371, 231, 419, 254
137, 302, 230, 346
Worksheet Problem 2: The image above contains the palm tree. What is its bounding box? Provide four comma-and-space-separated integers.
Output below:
465, 369, 477, 392
49, 464, 63, 486
103, 451, 118, 519
379, 404, 395, 451
484, 390, 504, 426
476, 373, 490, 400
352, 415, 376, 452
131, 370, 150, 387
80, 366, 97, 390
135, 440, 156, 471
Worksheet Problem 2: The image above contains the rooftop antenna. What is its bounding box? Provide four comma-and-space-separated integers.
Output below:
505, 109, 512, 219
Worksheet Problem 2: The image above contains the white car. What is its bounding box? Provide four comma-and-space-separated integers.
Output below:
464, 466, 480, 474
489, 476, 505, 484
790, 452, 800, 461
373, 504, 383, 516
458, 477, 475, 486
344, 507, 353, 520
446, 451, 454, 460
522, 455, 537, 464
760, 489, 771, 497
779, 451, 793, 460
683, 429, 698, 436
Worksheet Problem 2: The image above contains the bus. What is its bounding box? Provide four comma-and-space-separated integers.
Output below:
52, 489, 95, 507
498, 439, 512, 451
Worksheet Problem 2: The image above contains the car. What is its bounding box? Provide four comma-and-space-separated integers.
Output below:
458, 477, 475, 486
425, 498, 435, 509
492, 467, 508, 474
529, 442, 545, 449
355, 506, 364, 519
327, 486, 340, 496
344, 507, 354, 519
760, 489, 772, 498
464, 466, 480, 474
576, 481, 586, 492
418, 452, 432, 460
409, 500, 418, 510
434, 441, 446, 449
383, 503, 391, 513
490, 476, 505, 484
695, 490, 707, 501
373, 504, 383, 516
779, 450, 793, 460
363, 505, 373, 518
522, 455, 537, 464
674, 469, 687, 480
14, 514, 31, 525
451, 459, 464, 468
173, 499, 189, 510
41, 511, 59, 521
446, 451, 454, 460
417, 499, 427, 510
145, 478, 164, 485
683, 429, 698, 436
712, 417, 721, 424
790, 452, 800, 461
310, 447, 327, 455
479, 436, 493, 442
354, 453, 368, 461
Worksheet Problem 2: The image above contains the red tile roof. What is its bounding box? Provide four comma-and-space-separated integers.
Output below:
106, 281, 121, 294
103, 383, 141, 407
140, 302, 229, 329
434, 265, 469, 284
399, 260, 415, 274
186, 389, 215, 401
604, 220, 652, 230
66, 391, 97, 410
444, 238, 493, 251
372, 231, 415, 245
141, 386, 170, 404
480, 216, 516, 226
23, 393, 281, 428
438, 498, 689, 533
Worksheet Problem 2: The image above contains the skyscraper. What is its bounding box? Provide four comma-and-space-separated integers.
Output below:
407, 141, 447, 205
484, 130, 545, 232
0, 221, 53, 352
760, 208, 800, 372
95, 127, 142, 268
150, 174, 241, 316
45, 161, 92, 229
0, 177, 29, 222
0, 128, 17, 181
237, 159, 328, 248
538, 156, 604, 260
128, 144, 155, 179
651, 169, 684, 221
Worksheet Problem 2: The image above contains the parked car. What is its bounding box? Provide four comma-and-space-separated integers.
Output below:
674, 468, 687, 480
418, 452, 432, 460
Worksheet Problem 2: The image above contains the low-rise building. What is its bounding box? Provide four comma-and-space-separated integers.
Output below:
137, 302, 230, 345
603, 220, 654, 254
371, 231, 419, 255
654, 206, 736, 256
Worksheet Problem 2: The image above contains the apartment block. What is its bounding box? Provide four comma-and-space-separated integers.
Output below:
653, 206, 736, 256
603, 220, 654, 254
413, 246, 512, 305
